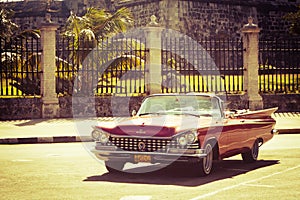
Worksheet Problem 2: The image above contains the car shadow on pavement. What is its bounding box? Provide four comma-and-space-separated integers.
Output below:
14, 118, 74, 126
84, 159, 279, 187
13, 119, 47, 126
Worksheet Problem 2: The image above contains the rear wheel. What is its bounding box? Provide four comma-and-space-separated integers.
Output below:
192, 143, 214, 176
105, 161, 125, 173
242, 140, 259, 163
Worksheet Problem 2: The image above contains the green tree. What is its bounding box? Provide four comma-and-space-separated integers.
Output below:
62, 7, 148, 95
0, 7, 18, 38
1, 30, 42, 96
0, 5, 42, 96
284, 5, 300, 35
1, 6, 135, 96
63, 7, 133, 63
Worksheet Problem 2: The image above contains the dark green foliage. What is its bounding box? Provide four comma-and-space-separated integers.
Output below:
284, 6, 300, 35
0, 7, 18, 38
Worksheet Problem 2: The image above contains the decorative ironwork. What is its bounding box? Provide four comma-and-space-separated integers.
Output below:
161, 35, 244, 94
0, 36, 41, 96
2, 33, 300, 97
55, 35, 148, 96
259, 38, 300, 93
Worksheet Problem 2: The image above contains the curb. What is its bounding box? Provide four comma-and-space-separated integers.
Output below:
0, 130, 299, 144
0, 136, 93, 144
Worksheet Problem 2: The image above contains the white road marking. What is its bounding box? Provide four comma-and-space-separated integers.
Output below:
242, 183, 275, 188
190, 164, 300, 200
12, 159, 33, 162
120, 196, 152, 200
46, 154, 61, 157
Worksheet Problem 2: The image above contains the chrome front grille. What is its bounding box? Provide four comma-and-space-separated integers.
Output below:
97, 136, 200, 152
109, 137, 177, 152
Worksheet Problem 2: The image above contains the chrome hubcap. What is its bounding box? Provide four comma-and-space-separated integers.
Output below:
203, 144, 213, 174
252, 141, 259, 159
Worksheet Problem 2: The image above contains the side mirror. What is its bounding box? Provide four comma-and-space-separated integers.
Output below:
131, 110, 137, 116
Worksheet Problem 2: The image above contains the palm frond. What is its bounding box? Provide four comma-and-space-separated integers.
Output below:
17, 29, 40, 39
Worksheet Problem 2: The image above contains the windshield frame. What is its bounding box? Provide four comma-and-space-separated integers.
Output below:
136, 94, 223, 118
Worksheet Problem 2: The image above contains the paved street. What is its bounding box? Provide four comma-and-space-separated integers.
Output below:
0, 134, 299, 200
0, 113, 300, 144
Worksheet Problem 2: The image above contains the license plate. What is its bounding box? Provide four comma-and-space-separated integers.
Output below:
133, 155, 152, 163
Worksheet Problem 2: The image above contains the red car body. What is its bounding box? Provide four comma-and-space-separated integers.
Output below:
91, 93, 277, 176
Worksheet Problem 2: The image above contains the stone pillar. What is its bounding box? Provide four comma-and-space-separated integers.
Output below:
241, 17, 263, 110
145, 15, 162, 94
40, 16, 60, 118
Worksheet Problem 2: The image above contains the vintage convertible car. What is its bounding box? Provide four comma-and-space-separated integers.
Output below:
91, 93, 277, 176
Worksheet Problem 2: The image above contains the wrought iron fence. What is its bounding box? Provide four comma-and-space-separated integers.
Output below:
56, 35, 147, 96
259, 38, 300, 93
2, 33, 300, 98
161, 35, 244, 94
0, 36, 41, 97
55, 36, 78, 95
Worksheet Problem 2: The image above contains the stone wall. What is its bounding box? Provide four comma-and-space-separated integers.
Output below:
0, 98, 42, 120
117, 0, 299, 40
59, 96, 144, 118
0, 94, 299, 120
262, 93, 300, 111
2, 0, 299, 39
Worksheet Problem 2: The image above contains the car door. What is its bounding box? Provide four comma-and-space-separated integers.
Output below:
222, 117, 249, 158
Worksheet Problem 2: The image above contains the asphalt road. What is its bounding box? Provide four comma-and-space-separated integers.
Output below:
0, 134, 299, 200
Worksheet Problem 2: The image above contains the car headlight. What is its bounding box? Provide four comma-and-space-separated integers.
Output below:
178, 136, 188, 146
177, 130, 198, 147
186, 132, 197, 143
99, 132, 109, 144
91, 130, 110, 144
91, 130, 101, 140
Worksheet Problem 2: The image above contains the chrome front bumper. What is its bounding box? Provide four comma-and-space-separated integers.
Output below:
91, 146, 207, 164
271, 129, 279, 135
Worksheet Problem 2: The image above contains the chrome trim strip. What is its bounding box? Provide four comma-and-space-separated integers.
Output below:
108, 134, 174, 140
91, 148, 207, 158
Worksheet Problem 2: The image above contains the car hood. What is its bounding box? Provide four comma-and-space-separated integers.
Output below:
95, 115, 213, 138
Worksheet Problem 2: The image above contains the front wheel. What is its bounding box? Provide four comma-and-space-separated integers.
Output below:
192, 143, 214, 176
242, 140, 259, 163
105, 161, 125, 173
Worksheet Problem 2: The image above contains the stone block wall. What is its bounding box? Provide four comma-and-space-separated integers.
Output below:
0, 94, 299, 120
262, 93, 300, 111
59, 95, 144, 118
119, 0, 299, 40
0, 98, 42, 120
119, 0, 161, 27
177, 1, 253, 39
2, 0, 299, 39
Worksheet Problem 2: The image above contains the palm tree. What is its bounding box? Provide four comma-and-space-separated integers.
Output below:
0, 5, 43, 96
61, 7, 148, 95
64, 7, 133, 37
1, 29, 42, 96
63, 7, 133, 63
1, 6, 135, 96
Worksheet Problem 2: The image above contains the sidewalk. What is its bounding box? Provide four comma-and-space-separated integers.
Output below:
0, 113, 299, 144
0, 117, 115, 144
272, 112, 300, 134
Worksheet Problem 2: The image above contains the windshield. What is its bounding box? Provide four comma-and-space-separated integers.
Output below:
137, 95, 222, 117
